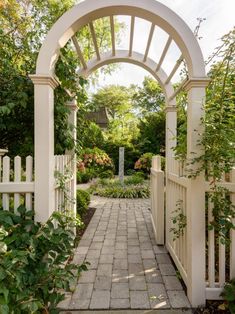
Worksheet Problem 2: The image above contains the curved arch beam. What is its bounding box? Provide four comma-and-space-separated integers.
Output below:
78, 49, 176, 105
36, 0, 206, 79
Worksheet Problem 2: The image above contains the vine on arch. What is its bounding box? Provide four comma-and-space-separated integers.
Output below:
174, 28, 235, 244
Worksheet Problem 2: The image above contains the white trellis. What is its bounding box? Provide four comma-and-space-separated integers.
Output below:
28, 0, 213, 307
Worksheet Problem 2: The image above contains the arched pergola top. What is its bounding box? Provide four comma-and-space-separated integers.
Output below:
78, 49, 176, 105
36, 0, 206, 84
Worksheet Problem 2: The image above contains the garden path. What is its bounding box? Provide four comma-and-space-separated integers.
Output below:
59, 196, 191, 311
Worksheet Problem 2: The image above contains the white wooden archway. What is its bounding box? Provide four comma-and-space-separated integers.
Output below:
30, 0, 210, 307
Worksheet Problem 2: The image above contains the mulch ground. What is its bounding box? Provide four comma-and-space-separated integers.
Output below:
193, 300, 230, 313
76, 207, 96, 243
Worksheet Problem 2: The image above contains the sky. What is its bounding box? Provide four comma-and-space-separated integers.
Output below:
89, 0, 235, 92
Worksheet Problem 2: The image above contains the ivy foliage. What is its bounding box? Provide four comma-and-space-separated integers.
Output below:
0, 205, 86, 313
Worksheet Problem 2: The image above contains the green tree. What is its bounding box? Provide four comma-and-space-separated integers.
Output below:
91, 85, 133, 119
136, 111, 166, 155
131, 76, 166, 155
132, 76, 165, 116
0, 0, 124, 156
90, 85, 139, 144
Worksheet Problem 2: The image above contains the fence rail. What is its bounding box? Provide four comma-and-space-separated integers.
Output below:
0, 155, 34, 211
0, 154, 75, 215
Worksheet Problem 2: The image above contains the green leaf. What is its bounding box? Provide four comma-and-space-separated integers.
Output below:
0, 304, 9, 314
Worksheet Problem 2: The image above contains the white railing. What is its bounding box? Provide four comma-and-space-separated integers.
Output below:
205, 167, 235, 300
155, 154, 235, 302
166, 158, 188, 284
54, 155, 75, 212
0, 155, 34, 212
0, 153, 75, 217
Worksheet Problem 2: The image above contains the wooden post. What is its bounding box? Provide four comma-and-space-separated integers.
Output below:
30, 75, 59, 222
66, 100, 78, 217
184, 79, 209, 307
151, 155, 164, 245
165, 105, 177, 249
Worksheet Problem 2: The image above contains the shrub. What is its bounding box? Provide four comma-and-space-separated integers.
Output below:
98, 170, 114, 179
77, 189, 90, 217
78, 147, 114, 178
126, 169, 136, 176
102, 141, 139, 174
134, 152, 154, 173
0, 206, 87, 313
221, 279, 235, 313
124, 174, 144, 185
77, 170, 93, 184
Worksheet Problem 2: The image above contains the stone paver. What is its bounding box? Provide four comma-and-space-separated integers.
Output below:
167, 291, 191, 308
59, 196, 191, 311
111, 282, 129, 298
90, 290, 110, 309
130, 291, 150, 309
163, 276, 183, 291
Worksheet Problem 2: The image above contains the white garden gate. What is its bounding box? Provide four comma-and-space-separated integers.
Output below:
2, 0, 234, 308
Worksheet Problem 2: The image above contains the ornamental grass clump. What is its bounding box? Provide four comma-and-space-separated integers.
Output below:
90, 175, 150, 199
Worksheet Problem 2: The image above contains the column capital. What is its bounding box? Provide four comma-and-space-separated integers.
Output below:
165, 105, 177, 113
183, 77, 210, 91
66, 100, 78, 112
29, 74, 60, 89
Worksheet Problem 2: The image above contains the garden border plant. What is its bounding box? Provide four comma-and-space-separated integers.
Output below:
89, 174, 150, 199
0, 206, 88, 313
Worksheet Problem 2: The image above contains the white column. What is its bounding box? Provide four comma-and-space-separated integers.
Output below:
165, 105, 177, 247
66, 100, 78, 217
184, 78, 209, 307
30, 75, 59, 222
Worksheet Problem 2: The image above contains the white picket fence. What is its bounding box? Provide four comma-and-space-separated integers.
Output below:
150, 155, 235, 302
0, 154, 75, 215
205, 168, 235, 299
0, 155, 34, 212
54, 154, 75, 212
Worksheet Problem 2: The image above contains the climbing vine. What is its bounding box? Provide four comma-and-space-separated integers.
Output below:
170, 200, 187, 241
174, 28, 235, 243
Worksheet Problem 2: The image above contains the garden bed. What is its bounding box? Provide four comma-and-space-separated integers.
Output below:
89, 175, 150, 199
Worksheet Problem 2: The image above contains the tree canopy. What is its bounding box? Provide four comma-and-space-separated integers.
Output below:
0, 0, 124, 156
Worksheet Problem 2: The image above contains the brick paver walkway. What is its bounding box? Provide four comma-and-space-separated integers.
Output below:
59, 196, 191, 311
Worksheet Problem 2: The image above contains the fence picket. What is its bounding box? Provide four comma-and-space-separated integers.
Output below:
208, 197, 215, 287
2, 156, 10, 210
25, 156, 33, 210
14, 156, 21, 212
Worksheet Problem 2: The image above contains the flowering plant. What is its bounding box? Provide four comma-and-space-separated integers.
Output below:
134, 152, 154, 173
78, 148, 114, 176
